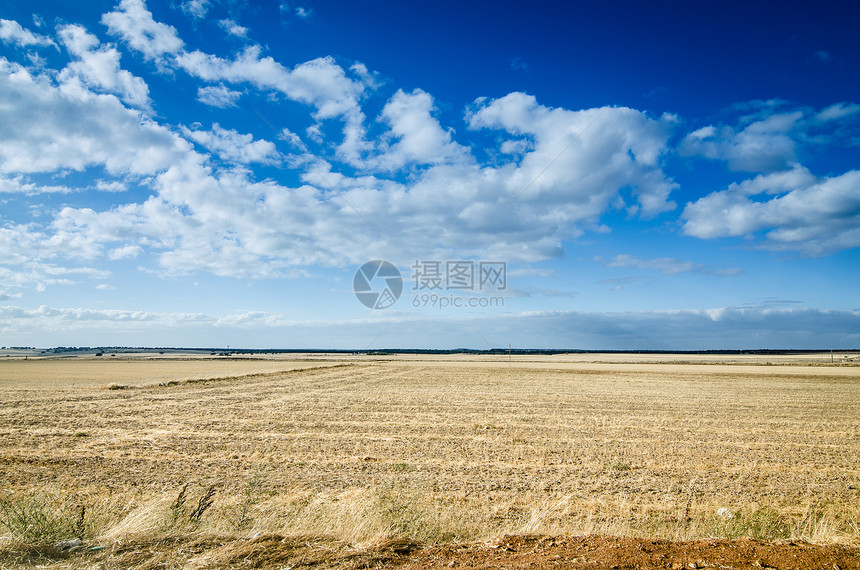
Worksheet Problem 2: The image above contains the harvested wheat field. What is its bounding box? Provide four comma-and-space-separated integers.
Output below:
0, 354, 858, 568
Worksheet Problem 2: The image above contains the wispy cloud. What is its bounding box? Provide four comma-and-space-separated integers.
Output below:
601, 254, 743, 276
197, 84, 243, 108
219, 19, 247, 38
1, 305, 857, 350
0, 18, 56, 47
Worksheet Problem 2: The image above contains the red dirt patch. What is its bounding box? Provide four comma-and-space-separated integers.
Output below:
390, 535, 860, 570
4, 534, 858, 569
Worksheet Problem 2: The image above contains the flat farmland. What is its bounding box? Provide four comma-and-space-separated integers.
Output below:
0, 356, 338, 388
0, 355, 858, 568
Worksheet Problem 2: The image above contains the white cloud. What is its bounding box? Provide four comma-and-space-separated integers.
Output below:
679, 100, 860, 173
278, 128, 308, 152
349, 62, 378, 90
467, 92, 678, 219
280, 3, 312, 19
0, 175, 73, 194
0, 19, 56, 48
678, 102, 860, 255
175, 47, 374, 161
12, 4, 853, 288
108, 245, 142, 260
176, 47, 367, 120
373, 88, 470, 171
101, 0, 184, 63
95, 180, 127, 192
100, 3, 374, 165
604, 254, 742, 276
607, 254, 695, 274
181, 123, 282, 165
196, 84, 243, 108
57, 24, 151, 110
817, 102, 860, 122
0, 256, 111, 299
219, 19, 247, 38
0, 304, 208, 326
679, 112, 800, 172
682, 167, 860, 255
0, 58, 187, 176
0, 305, 857, 350
181, 0, 211, 19
0, 64, 685, 278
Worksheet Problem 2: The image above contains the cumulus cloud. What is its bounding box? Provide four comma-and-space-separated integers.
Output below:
57, 24, 151, 110
0, 59, 186, 176
677, 101, 860, 255
108, 245, 142, 260
95, 180, 127, 192
0, 42, 686, 279
679, 100, 860, 173
196, 84, 242, 108
373, 88, 470, 171
101, 0, 184, 63
175, 47, 373, 163
682, 167, 860, 255
467, 92, 678, 219
679, 113, 800, 172
4, 1, 853, 293
219, 19, 247, 38
176, 48, 366, 118
181, 123, 282, 165
0, 18, 56, 48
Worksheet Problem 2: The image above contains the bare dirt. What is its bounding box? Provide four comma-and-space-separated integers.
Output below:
394, 535, 860, 570
9, 533, 859, 569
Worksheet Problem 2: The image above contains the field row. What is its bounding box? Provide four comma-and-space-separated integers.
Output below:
1, 360, 858, 546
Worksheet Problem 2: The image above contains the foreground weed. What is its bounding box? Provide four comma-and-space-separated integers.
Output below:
189, 485, 216, 522
0, 492, 87, 546
710, 507, 792, 541
234, 470, 266, 531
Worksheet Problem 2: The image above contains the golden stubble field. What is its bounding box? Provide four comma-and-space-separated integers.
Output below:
0, 354, 858, 567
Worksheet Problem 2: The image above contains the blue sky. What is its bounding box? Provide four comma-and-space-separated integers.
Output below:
1, 0, 858, 349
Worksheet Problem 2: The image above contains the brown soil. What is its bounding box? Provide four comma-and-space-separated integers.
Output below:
393, 535, 860, 570
6, 534, 858, 569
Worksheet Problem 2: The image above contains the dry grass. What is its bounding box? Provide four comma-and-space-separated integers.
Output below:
0, 355, 858, 566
